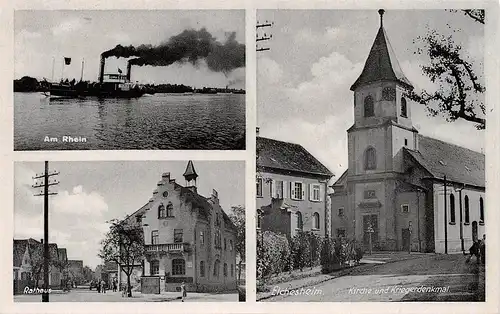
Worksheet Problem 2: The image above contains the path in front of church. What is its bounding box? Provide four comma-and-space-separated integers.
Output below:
264, 254, 483, 302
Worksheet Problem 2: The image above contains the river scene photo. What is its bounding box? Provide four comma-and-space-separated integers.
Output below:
14, 92, 245, 150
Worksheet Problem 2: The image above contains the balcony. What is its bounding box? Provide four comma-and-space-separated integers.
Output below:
145, 243, 188, 253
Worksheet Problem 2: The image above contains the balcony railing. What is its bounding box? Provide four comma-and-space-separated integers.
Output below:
145, 243, 187, 253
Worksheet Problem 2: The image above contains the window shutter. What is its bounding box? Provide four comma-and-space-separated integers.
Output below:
319, 184, 324, 201
271, 179, 276, 198
290, 182, 295, 200
301, 182, 305, 200
309, 184, 313, 201
283, 180, 287, 199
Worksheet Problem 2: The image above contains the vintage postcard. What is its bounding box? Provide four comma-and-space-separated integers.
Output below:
13, 160, 245, 302
256, 9, 486, 302
14, 10, 246, 150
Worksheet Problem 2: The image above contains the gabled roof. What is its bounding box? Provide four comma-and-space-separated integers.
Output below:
13, 239, 29, 267
405, 135, 484, 188
350, 23, 413, 91
257, 137, 333, 177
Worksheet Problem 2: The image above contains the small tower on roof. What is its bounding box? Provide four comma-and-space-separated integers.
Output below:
183, 160, 198, 187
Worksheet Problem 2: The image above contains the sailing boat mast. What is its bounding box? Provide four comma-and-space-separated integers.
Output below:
51, 57, 55, 83
80, 58, 85, 82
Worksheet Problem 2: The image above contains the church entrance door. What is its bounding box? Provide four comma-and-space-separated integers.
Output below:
363, 214, 378, 251
402, 228, 410, 251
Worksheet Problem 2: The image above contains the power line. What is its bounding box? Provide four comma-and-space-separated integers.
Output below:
32, 161, 59, 302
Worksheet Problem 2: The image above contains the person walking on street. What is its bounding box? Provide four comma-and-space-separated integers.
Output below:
101, 280, 106, 293
97, 280, 101, 293
480, 234, 486, 265
180, 282, 187, 302
466, 239, 480, 263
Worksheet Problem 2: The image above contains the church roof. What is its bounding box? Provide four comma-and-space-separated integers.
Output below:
183, 160, 198, 181
257, 137, 333, 177
350, 15, 413, 91
405, 135, 484, 188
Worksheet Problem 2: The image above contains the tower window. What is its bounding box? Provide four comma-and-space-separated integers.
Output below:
450, 194, 456, 224
401, 97, 407, 118
364, 96, 374, 117
479, 197, 484, 223
364, 147, 376, 170
404, 139, 408, 146
464, 195, 470, 224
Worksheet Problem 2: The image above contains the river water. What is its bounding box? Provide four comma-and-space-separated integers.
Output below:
14, 92, 245, 150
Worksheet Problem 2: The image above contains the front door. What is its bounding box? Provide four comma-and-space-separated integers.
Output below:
363, 214, 379, 251
402, 228, 410, 251
472, 221, 478, 242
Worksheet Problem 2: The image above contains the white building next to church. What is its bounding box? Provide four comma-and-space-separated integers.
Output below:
330, 10, 485, 254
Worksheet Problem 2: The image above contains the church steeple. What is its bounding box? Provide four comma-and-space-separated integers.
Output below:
350, 10, 413, 91
183, 160, 198, 187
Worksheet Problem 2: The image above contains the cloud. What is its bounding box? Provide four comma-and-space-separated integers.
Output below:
53, 186, 109, 216
51, 18, 84, 36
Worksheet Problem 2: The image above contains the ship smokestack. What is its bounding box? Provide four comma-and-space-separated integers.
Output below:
127, 61, 132, 81
99, 54, 105, 84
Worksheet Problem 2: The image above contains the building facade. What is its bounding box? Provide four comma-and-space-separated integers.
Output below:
257, 136, 333, 240
137, 161, 237, 293
330, 10, 485, 253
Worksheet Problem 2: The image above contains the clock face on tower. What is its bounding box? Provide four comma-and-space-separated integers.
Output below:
382, 87, 396, 101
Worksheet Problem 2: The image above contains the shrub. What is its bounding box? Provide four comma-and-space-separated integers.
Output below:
320, 238, 363, 273
257, 231, 291, 280
290, 231, 322, 271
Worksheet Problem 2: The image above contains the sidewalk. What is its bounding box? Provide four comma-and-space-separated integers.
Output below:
257, 251, 431, 301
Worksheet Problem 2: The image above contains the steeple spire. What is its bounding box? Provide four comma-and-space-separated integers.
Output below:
183, 160, 198, 187
350, 10, 413, 91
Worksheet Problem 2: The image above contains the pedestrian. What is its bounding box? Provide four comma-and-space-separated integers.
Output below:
97, 280, 101, 293
101, 280, 106, 293
466, 239, 480, 263
113, 279, 117, 292
180, 282, 187, 302
480, 234, 486, 265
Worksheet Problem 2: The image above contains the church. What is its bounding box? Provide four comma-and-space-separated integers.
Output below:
330, 10, 485, 254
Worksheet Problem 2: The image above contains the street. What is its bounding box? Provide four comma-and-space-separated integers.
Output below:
264, 253, 483, 302
14, 288, 239, 302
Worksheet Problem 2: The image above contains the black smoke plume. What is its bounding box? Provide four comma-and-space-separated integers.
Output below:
102, 28, 245, 74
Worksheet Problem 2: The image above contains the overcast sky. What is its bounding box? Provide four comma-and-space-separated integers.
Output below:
15, 10, 245, 89
257, 9, 485, 179
14, 161, 245, 269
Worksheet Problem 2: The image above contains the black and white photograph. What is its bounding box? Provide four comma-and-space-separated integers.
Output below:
256, 9, 485, 302
13, 160, 246, 302
14, 10, 246, 150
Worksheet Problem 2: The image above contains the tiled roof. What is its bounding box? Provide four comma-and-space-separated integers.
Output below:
257, 137, 333, 177
350, 26, 413, 91
405, 135, 485, 187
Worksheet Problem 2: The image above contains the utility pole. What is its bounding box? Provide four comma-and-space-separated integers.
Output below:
32, 161, 59, 302
443, 175, 448, 254
256, 20, 274, 52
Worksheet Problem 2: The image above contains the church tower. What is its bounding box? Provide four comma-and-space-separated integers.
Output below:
183, 160, 198, 188
347, 10, 417, 250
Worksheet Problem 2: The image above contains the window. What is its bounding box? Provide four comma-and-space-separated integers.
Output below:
231, 264, 234, 277
338, 207, 344, 217
401, 97, 407, 117
364, 190, 376, 199
365, 147, 376, 170
200, 261, 205, 277
213, 259, 220, 277
223, 263, 228, 277
229, 239, 233, 251
292, 182, 304, 200
313, 212, 320, 229
404, 139, 408, 146
310, 184, 321, 201
151, 230, 159, 245
150, 260, 159, 275
224, 238, 227, 251
337, 228, 346, 238
158, 204, 166, 218
174, 229, 183, 243
364, 95, 374, 117
172, 259, 185, 275
401, 204, 409, 213
256, 178, 263, 197
480, 197, 484, 223
215, 230, 221, 248
200, 231, 205, 245
257, 211, 262, 229
464, 195, 470, 224
450, 194, 456, 224
275, 180, 284, 199
166, 202, 174, 217
296, 211, 303, 230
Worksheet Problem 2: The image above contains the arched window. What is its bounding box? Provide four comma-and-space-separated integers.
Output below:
365, 147, 376, 170
200, 261, 205, 277
172, 259, 185, 275
364, 96, 374, 117
401, 97, 407, 117
450, 194, 456, 224
296, 211, 303, 230
223, 263, 228, 277
479, 197, 484, 223
150, 260, 159, 275
158, 204, 166, 218
464, 195, 470, 224
313, 212, 320, 229
213, 259, 220, 277
166, 202, 173, 217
